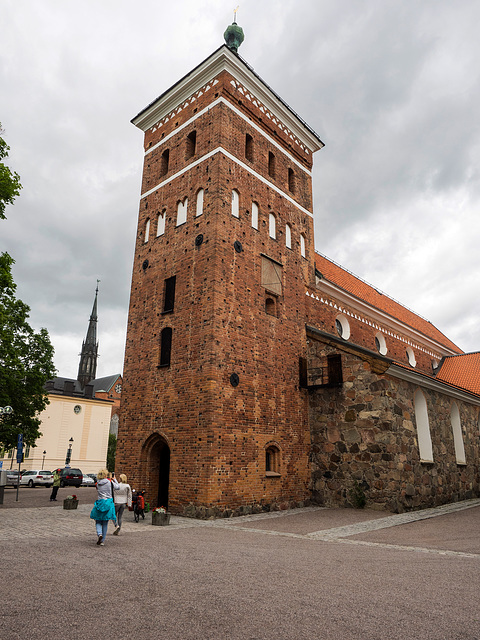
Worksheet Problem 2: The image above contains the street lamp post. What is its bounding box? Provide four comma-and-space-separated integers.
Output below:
65, 438, 74, 466
42, 450, 47, 470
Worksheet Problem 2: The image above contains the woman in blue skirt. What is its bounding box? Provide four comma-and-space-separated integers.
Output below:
90, 469, 119, 546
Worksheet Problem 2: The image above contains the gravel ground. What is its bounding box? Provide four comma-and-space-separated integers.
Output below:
1, 494, 479, 640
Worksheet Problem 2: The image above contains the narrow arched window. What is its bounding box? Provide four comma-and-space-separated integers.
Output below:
265, 444, 280, 474
196, 189, 204, 217
451, 402, 466, 464
300, 233, 306, 258
284, 224, 291, 249
406, 347, 416, 367
160, 149, 169, 177
251, 202, 259, 230
268, 152, 276, 178
144, 218, 150, 243
156, 210, 166, 237
159, 327, 173, 367
176, 197, 188, 226
231, 190, 239, 218
269, 212, 276, 239
186, 130, 196, 160
245, 134, 253, 162
414, 389, 433, 462
288, 168, 295, 193
265, 296, 277, 317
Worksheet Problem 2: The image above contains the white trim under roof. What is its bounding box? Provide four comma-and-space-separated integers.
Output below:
387, 364, 480, 406
145, 96, 312, 177
312, 278, 459, 357
141, 146, 314, 218
132, 46, 324, 154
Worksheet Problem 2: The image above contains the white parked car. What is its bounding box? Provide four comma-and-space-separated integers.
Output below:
19, 470, 54, 487
81, 475, 95, 486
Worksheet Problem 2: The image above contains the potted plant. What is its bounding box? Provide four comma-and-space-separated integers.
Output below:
63, 494, 79, 510
151, 506, 170, 526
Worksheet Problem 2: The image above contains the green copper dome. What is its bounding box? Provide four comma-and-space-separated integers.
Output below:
224, 22, 244, 53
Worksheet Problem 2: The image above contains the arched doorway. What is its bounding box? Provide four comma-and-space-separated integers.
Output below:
142, 433, 170, 510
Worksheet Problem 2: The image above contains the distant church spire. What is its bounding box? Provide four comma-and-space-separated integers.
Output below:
77, 281, 99, 389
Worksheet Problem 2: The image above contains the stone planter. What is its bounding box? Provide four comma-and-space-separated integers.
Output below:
63, 498, 79, 510
152, 511, 170, 526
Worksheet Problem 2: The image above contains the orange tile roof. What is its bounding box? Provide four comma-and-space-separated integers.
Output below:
436, 352, 480, 395
314, 253, 462, 354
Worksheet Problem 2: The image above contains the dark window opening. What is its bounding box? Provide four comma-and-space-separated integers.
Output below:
159, 327, 173, 367
268, 152, 276, 178
265, 446, 280, 474
288, 168, 295, 193
245, 134, 254, 162
327, 354, 343, 386
265, 296, 277, 317
160, 149, 170, 177
163, 276, 176, 313
186, 130, 197, 159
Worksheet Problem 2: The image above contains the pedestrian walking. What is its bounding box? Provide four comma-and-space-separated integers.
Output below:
89, 469, 119, 546
113, 473, 132, 535
49, 469, 61, 501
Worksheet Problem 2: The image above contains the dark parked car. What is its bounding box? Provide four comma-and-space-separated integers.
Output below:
58, 468, 83, 488
6, 470, 21, 487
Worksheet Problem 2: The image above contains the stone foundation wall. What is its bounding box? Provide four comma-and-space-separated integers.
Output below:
308, 342, 480, 512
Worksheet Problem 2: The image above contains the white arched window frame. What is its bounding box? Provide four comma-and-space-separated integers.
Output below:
144, 218, 150, 243
335, 314, 350, 340
269, 213, 276, 239
251, 202, 259, 230
414, 389, 434, 462
450, 402, 466, 464
300, 233, 306, 258
156, 211, 165, 237
406, 347, 416, 367
196, 189, 204, 217
176, 197, 188, 226
285, 224, 292, 249
231, 189, 239, 218
375, 332, 388, 355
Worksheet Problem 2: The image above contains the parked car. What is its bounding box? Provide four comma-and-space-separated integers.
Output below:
6, 470, 21, 487
19, 470, 54, 487
81, 475, 95, 486
58, 468, 83, 488
86, 473, 97, 483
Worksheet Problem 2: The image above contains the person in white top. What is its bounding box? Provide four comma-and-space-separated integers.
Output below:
113, 473, 133, 535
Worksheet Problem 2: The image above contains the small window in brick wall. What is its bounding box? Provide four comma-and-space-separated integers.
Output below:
186, 130, 197, 159
288, 168, 295, 194
268, 152, 276, 178
163, 276, 176, 313
160, 149, 169, 177
285, 224, 292, 249
245, 134, 254, 162
231, 190, 240, 218
265, 295, 277, 317
265, 445, 280, 475
144, 218, 150, 243
159, 327, 173, 367
327, 354, 343, 386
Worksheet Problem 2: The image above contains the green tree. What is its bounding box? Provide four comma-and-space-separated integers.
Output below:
106, 433, 117, 472
0, 124, 22, 220
0, 253, 56, 448
0, 125, 55, 448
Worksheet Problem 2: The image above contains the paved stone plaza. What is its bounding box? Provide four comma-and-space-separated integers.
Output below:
1, 488, 479, 639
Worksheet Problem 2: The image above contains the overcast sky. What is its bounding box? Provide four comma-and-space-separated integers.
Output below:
1, 0, 480, 379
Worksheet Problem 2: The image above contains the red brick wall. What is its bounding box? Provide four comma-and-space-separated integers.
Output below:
116, 69, 318, 515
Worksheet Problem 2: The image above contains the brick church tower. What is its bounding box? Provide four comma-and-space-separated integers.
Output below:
116, 23, 324, 516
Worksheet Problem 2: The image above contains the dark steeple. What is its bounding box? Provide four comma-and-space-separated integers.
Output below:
77, 282, 99, 389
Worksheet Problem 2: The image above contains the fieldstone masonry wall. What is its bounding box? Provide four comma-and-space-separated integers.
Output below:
308, 340, 480, 512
